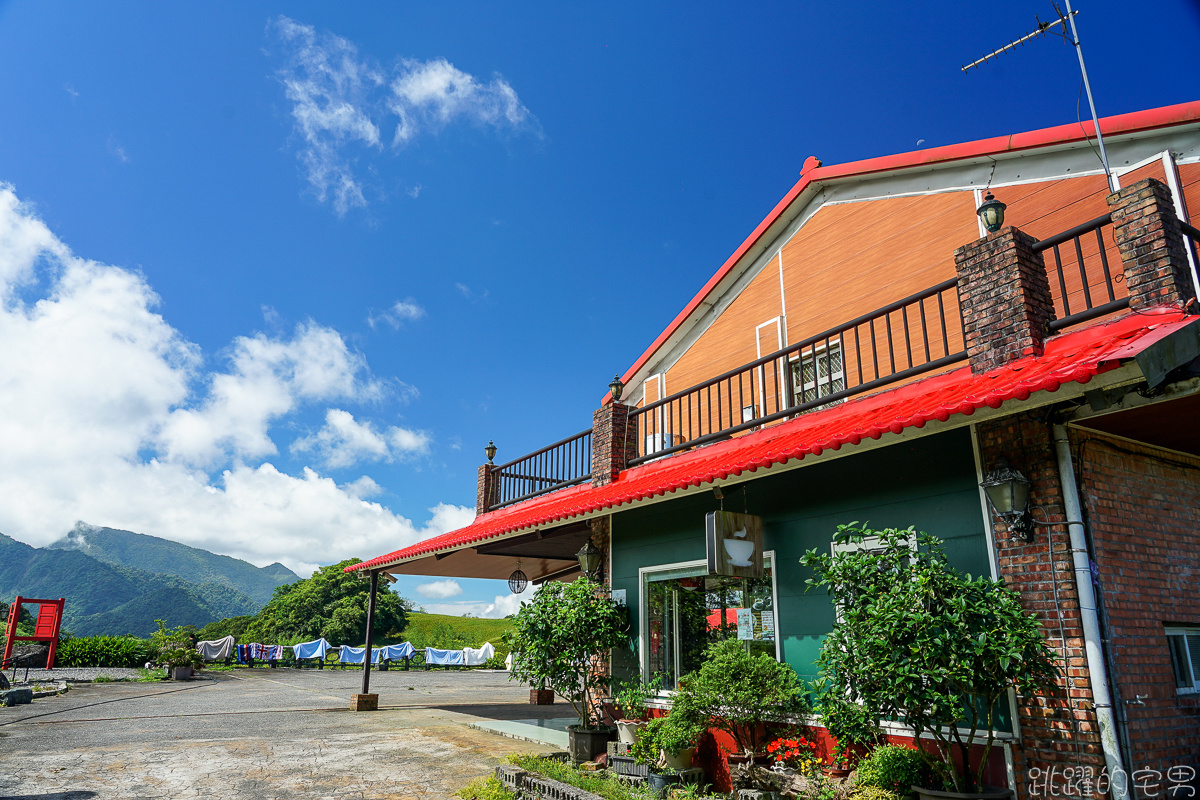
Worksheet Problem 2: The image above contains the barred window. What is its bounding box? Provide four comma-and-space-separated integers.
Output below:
791, 343, 845, 408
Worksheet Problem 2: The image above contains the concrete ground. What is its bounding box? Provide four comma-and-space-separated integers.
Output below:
0, 667, 577, 800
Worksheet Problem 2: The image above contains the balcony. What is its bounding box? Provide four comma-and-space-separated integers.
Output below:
482, 211, 1200, 512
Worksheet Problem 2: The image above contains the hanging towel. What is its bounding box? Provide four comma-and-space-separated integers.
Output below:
425, 647, 465, 666
504, 651, 513, 671
195, 635, 234, 662
292, 638, 331, 660
379, 642, 415, 661
462, 642, 496, 666
339, 645, 384, 664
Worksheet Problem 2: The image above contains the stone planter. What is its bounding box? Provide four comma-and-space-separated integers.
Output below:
914, 787, 1014, 800
529, 688, 554, 705
170, 666, 192, 680
615, 719, 645, 744
567, 724, 616, 763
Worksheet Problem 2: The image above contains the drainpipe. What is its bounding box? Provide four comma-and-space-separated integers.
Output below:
1052, 424, 1126, 799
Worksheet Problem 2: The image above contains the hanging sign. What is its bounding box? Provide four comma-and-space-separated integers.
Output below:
705, 511, 764, 578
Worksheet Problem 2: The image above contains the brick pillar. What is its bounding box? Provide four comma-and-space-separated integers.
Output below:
1107, 177, 1195, 310
954, 226, 1055, 374
591, 402, 636, 487
476, 464, 498, 515
587, 516, 612, 589
976, 414, 1107, 796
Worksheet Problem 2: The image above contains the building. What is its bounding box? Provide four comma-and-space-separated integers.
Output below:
351, 101, 1200, 796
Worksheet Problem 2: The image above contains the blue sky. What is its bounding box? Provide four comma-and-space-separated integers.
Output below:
0, 1, 1196, 617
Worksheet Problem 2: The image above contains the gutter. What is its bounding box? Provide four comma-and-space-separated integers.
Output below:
1051, 423, 1127, 798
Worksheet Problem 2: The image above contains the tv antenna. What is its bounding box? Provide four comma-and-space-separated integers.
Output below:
962, 1, 1115, 192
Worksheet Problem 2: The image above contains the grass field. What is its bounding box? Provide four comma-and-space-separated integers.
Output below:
399, 612, 512, 654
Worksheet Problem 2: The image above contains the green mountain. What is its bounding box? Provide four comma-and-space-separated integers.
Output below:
48, 524, 299, 606
1, 526, 300, 637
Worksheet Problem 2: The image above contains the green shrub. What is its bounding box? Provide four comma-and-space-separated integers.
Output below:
56, 635, 154, 668
458, 776, 514, 800
852, 787, 903, 800
856, 745, 935, 794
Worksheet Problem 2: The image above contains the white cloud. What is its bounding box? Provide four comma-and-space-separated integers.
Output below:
415, 579, 462, 599
108, 137, 130, 164
291, 408, 429, 469
367, 298, 425, 330
270, 16, 539, 215
0, 182, 466, 574
388, 58, 538, 146
421, 584, 533, 619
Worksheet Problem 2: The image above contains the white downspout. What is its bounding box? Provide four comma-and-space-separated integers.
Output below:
1052, 423, 1127, 798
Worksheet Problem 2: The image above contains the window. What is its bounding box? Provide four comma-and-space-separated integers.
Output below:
640, 553, 778, 690
791, 342, 845, 408
1166, 627, 1200, 692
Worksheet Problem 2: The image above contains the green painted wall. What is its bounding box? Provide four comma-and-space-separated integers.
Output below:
610, 427, 991, 683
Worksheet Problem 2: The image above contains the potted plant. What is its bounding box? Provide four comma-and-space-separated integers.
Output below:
612, 675, 661, 743
508, 577, 629, 762
765, 734, 819, 776
670, 638, 808, 764
161, 646, 204, 680
630, 712, 704, 795
800, 523, 1061, 799
150, 620, 204, 680
811, 686, 882, 776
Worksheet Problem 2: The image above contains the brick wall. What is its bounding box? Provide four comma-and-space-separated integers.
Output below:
476, 463, 497, 515
592, 402, 637, 487
1074, 429, 1200, 771
954, 227, 1055, 374
977, 414, 1108, 796
1107, 178, 1195, 311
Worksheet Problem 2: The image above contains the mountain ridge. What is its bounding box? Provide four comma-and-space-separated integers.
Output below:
2, 526, 301, 637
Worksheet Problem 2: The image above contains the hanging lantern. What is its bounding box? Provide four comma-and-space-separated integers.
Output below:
980, 457, 1034, 540
508, 565, 528, 594
977, 191, 1007, 233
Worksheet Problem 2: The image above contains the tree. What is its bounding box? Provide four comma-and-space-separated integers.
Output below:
800, 523, 1060, 793
669, 638, 808, 757
241, 559, 409, 645
507, 577, 628, 728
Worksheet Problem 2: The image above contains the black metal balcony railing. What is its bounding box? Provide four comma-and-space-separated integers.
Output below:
628, 279, 966, 465
488, 212, 1194, 507
489, 429, 591, 510
1033, 213, 1128, 331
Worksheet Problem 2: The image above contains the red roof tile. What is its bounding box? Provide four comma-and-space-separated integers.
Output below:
349, 308, 1197, 573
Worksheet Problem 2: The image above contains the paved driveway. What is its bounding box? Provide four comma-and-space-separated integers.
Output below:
0, 668, 570, 800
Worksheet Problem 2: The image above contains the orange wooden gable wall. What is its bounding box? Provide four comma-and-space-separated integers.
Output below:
646, 166, 1198, 406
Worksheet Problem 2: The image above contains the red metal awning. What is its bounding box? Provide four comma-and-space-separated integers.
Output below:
349, 307, 1198, 575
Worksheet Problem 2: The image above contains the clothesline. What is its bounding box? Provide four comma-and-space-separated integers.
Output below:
195, 635, 501, 668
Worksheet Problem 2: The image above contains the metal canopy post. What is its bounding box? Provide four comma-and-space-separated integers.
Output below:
361, 570, 378, 696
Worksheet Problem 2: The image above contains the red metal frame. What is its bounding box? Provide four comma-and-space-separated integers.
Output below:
3, 596, 65, 670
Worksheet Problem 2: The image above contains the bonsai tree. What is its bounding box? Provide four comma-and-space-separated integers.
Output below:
800, 523, 1061, 794
629, 712, 704, 772
670, 638, 809, 757
508, 577, 628, 729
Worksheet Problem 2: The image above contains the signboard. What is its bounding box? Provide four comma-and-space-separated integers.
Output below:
736, 608, 754, 640
705, 511, 764, 578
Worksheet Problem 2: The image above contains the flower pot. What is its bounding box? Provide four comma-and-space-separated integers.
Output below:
914, 787, 1014, 800
822, 766, 852, 780
170, 666, 192, 680
616, 719, 646, 744
660, 747, 695, 770
648, 771, 684, 797
567, 724, 616, 763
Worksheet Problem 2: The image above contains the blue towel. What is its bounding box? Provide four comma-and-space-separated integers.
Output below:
292, 638, 331, 660
425, 647, 465, 665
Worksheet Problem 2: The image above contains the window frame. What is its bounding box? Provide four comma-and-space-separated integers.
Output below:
788, 340, 846, 409
637, 550, 781, 685
1165, 626, 1200, 693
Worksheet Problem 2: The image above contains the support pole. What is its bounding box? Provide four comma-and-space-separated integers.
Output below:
1063, 0, 1115, 193
361, 570, 378, 696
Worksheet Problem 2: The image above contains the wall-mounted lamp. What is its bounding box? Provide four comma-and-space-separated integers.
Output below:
609, 375, 625, 403
576, 540, 602, 580
485, 440, 497, 464
980, 457, 1034, 541
977, 191, 1007, 233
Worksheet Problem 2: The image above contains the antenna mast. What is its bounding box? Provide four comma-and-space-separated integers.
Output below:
962, 1, 1116, 192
